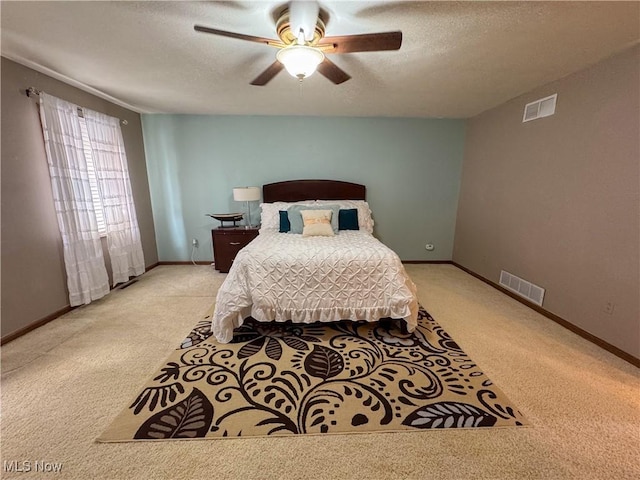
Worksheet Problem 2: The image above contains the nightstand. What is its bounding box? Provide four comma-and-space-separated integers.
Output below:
211, 227, 259, 273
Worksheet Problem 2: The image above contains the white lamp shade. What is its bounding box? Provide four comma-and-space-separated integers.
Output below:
233, 187, 260, 202
276, 45, 325, 79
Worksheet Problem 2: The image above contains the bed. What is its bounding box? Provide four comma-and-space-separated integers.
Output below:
211, 180, 419, 343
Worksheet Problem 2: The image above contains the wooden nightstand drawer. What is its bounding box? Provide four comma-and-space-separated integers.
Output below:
211, 227, 259, 273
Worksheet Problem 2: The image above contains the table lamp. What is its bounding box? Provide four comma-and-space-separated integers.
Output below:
233, 187, 260, 228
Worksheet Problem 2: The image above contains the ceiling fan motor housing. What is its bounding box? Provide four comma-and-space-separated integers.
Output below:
276, 8, 327, 45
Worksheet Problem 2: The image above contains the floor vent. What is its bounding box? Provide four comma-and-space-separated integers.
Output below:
522, 93, 557, 122
499, 270, 545, 306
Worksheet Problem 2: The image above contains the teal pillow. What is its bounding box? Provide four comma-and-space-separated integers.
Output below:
338, 209, 359, 230
288, 204, 339, 234
279, 211, 291, 232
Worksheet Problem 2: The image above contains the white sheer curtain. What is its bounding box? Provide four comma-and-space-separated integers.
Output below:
39, 93, 110, 306
83, 109, 145, 285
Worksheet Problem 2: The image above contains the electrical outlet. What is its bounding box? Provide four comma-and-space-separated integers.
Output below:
192, 238, 198, 247
603, 302, 615, 315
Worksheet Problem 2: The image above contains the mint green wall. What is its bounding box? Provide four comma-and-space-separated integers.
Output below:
142, 115, 465, 262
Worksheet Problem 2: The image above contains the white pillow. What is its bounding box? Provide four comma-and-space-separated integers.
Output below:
301, 209, 334, 237
314, 199, 374, 234
260, 201, 315, 231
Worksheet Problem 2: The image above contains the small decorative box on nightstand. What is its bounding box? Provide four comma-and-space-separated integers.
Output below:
211, 227, 259, 273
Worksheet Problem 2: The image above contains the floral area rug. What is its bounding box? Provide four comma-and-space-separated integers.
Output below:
98, 306, 527, 441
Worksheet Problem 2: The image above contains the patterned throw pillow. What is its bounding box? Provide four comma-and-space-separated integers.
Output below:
287, 204, 340, 234
301, 209, 334, 237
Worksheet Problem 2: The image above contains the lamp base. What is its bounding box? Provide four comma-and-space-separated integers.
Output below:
245, 201, 252, 229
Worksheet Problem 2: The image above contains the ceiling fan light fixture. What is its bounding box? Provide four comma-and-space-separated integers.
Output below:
276, 45, 325, 80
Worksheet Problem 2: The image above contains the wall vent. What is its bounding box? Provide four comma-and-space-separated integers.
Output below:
522, 93, 557, 122
499, 270, 545, 306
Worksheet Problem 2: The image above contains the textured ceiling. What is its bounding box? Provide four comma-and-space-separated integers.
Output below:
2, 1, 638, 118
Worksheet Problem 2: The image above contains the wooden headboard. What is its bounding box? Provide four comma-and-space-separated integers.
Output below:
263, 180, 366, 203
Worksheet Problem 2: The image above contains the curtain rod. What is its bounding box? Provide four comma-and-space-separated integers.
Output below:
26, 87, 129, 126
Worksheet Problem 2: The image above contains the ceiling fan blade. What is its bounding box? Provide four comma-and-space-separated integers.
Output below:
318, 31, 402, 54
250, 61, 285, 86
317, 58, 351, 85
194, 25, 285, 48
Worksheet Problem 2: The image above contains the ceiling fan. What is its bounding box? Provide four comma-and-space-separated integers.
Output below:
194, 1, 402, 86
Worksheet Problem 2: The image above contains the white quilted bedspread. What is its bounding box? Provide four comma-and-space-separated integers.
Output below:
212, 230, 419, 343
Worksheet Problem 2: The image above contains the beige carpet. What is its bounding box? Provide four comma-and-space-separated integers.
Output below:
1, 265, 638, 479
98, 305, 526, 441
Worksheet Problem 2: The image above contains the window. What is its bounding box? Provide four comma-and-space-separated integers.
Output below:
78, 108, 107, 236
39, 91, 146, 301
